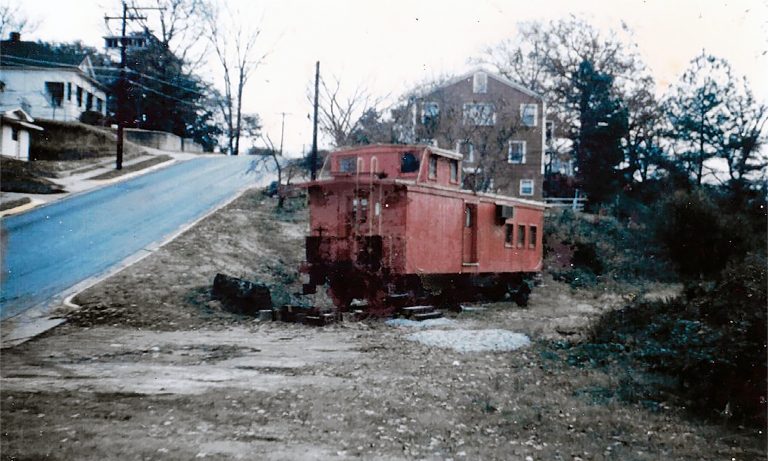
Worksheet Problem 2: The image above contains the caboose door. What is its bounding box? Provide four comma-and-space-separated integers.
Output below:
462, 203, 478, 264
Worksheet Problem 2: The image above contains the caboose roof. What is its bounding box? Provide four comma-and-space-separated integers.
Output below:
331, 143, 462, 160
423, 145, 463, 160
392, 179, 548, 210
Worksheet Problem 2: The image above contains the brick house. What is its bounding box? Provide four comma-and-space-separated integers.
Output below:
0, 32, 108, 122
402, 69, 545, 200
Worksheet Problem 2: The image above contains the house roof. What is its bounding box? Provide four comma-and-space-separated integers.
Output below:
0, 38, 108, 91
1, 108, 44, 131
0, 39, 89, 69
414, 67, 544, 101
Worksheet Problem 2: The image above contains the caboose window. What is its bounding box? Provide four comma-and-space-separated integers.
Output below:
505, 224, 513, 246
428, 155, 438, 179
450, 160, 459, 183
401, 152, 420, 173
465, 206, 473, 227
517, 224, 526, 247
529, 225, 537, 248
339, 157, 356, 173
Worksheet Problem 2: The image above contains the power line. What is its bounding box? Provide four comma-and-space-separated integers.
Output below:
93, 69, 210, 99
127, 80, 207, 108
93, 66, 210, 97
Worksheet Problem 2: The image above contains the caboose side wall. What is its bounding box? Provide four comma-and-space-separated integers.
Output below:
484, 202, 544, 273
404, 189, 466, 274
404, 186, 543, 275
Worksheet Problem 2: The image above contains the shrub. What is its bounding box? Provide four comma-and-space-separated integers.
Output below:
79, 110, 106, 126
654, 189, 753, 279
588, 252, 767, 425
544, 209, 674, 287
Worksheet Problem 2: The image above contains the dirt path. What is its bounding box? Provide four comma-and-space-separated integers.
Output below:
1, 191, 763, 460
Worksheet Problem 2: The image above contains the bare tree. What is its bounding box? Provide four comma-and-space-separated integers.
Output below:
311, 75, 387, 148
394, 79, 529, 193
130, 0, 209, 71
623, 76, 664, 183
477, 16, 660, 187
203, 3, 264, 155
0, 3, 37, 37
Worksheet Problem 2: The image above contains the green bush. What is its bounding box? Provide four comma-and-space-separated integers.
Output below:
588, 252, 767, 425
544, 209, 674, 287
654, 189, 754, 279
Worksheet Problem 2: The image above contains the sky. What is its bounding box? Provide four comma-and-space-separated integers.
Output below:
12, 0, 768, 156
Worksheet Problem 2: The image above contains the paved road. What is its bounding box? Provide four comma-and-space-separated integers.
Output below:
1, 156, 267, 320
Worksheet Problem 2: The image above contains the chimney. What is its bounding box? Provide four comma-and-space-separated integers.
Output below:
9, 32, 20, 42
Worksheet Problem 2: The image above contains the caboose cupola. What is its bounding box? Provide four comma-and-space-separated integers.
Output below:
325, 144, 463, 188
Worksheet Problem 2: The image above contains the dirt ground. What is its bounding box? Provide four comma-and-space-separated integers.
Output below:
1, 191, 764, 460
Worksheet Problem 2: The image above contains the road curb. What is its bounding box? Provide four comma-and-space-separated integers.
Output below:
0, 198, 44, 218
0, 154, 188, 218
0, 181, 266, 349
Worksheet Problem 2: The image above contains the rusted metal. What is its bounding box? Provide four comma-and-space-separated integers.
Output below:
300, 144, 546, 313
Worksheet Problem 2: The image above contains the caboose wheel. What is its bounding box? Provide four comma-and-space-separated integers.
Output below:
509, 281, 531, 307
327, 283, 352, 311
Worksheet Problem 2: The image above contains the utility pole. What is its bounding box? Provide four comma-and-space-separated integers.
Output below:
104, 1, 161, 170
310, 61, 320, 180
278, 111, 290, 157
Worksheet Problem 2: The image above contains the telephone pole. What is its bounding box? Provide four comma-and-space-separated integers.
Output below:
104, 1, 161, 170
310, 61, 320, 180
278, 111, 290, 157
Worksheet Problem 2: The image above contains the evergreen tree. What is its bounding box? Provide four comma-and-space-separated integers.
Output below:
571, 60, 629, 206
663, 53, 735, 186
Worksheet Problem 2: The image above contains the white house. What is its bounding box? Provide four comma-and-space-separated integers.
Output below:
0, 108, 43, 161
0, 32, 108, 122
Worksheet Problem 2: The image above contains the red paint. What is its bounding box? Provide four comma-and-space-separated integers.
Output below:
304, 144, 545, 279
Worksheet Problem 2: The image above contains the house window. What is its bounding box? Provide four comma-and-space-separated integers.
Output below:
401, 152, 420, 173
450, 160, 459, 183
456, 140, 474, 162
463, 103, 495, 126
86, 93, 93, 111
529, 225, 537, 249
44, 82, 64, 107
11, 126, 19, 141
338, 156, 356, 173
67, 83, 72, 101
421, 101, 439, 125
76, 86, 83, 107
521, 103, 538, 127
96, 98, 103, 112
508, 141, 526, 164
517, 224, 526, 247
520, 179, 534, 196
428, 155, 438, 179
473, 72, 488, 94
505, 224, 513, 246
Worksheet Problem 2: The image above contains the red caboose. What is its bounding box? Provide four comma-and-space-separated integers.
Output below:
301, 144, 545, 311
